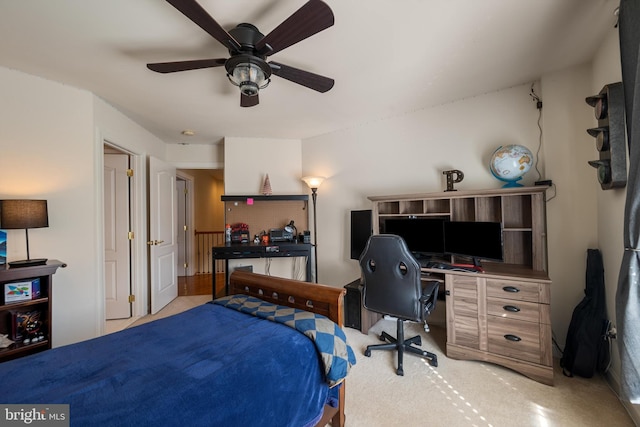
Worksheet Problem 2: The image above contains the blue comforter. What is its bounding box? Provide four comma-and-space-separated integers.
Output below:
0, 302, 339, 427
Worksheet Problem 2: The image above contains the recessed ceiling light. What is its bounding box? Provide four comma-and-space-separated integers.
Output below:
181, 129, 195, 136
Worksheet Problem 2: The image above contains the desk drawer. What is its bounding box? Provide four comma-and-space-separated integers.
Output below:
487, 297, 539, 323
486, 279, 545, 303
487, 316, 541, 364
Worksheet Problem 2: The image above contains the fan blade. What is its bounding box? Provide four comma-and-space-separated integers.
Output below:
166, 0, 241, 52
270, 62, 334, 93
147, 58, 227, 73
241, 93, 259, 107
255, 0, 334, 56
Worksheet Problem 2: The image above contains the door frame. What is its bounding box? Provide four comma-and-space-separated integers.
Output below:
103, 149, 132, 319
95, 135, 148, 335
176, 170, 195, 277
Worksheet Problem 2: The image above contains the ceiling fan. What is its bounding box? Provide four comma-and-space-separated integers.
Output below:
147, 0, 335, 107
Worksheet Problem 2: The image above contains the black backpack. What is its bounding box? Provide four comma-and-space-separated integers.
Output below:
560, 248, 611, 378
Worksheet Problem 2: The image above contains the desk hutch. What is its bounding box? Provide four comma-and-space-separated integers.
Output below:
366, 187, 553, 385
213, 195, 311, 295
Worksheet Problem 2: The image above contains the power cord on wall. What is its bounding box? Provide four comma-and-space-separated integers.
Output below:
529, 83, 543, 183
529, 82, 557, 202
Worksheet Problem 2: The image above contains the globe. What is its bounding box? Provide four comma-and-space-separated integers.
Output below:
490, 144, 533, 188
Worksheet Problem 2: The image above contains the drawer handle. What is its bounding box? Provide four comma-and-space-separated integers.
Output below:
503, 305, 521, 312
504, 334, 522, 342
502, 286, 520, 293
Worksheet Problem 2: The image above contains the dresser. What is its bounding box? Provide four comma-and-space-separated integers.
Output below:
436, 265, 552, 385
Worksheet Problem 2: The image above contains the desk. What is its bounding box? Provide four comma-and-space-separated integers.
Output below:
356, 264, 553, 385
212, 242, 312, 295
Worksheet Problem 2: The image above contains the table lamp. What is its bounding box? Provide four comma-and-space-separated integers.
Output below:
0, 199, 49, 267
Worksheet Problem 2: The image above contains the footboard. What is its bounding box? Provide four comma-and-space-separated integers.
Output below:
229, 271, 346, 427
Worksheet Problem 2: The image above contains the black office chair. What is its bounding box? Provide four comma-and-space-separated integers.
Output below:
360, 234, 439, 376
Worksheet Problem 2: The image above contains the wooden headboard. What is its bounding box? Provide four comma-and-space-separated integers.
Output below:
229, 270, 345, 326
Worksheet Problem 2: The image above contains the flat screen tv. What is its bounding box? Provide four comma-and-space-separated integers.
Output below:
350, 210, 372, 260
444, 221, 503, 267
383, 217, 445, 258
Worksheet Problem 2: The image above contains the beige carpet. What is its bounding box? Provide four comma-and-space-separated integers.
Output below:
344, 318, 634, 427
129, 297, 634, 427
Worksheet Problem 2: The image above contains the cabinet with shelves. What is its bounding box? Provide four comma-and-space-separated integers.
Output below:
369, 186, 548, 271
0, 260, 64, 362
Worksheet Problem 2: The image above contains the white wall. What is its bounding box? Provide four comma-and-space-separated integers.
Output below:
167, 143, 224, 169
302, 83, 544, 286
223, 137, 303, 194
1, 67, 98, 346
540, 63, 599, 350
0, 67, 174, 346
223, 137, 308, 279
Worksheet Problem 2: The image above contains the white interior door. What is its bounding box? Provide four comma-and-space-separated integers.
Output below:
149, 156, 178, 314
104, 153, 131, 319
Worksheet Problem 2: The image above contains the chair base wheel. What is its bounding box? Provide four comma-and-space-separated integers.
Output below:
364, 349, 371, 357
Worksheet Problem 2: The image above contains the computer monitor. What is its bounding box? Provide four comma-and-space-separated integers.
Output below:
444, 221, 503, 267
383, 217, 445, 258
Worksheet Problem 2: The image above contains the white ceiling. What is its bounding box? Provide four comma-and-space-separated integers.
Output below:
0, 0, 619, 145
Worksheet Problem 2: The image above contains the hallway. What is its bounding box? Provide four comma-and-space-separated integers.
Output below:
178, 273, 224, 297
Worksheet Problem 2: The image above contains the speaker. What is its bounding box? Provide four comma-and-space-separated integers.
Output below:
350, 210, 372, 260
344, 280, 362, 330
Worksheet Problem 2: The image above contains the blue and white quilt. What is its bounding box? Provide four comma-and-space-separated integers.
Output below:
214, 294, 356, 387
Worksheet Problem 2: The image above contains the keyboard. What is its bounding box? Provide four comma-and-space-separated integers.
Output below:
421, 260, 481, 273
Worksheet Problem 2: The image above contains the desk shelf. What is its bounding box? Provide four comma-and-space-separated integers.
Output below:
369, 187, 548, 271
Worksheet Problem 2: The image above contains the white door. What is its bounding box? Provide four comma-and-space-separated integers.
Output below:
104, 153, 131, 319
149, 157, 178, 314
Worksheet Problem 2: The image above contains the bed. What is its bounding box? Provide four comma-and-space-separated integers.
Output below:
0, 271, 354, 427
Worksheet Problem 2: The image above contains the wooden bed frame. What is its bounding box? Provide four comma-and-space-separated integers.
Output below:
229, 270, 346, 427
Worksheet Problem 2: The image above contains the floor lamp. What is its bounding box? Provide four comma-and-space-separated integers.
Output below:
302, 176, 325, 283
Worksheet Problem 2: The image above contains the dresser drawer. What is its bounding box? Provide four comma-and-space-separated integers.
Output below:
487, 316, 541, 364
487, 297, 540, 323
486, 279, 547, 303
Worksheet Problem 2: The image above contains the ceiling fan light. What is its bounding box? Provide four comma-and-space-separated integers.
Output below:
228, 63, 270, 96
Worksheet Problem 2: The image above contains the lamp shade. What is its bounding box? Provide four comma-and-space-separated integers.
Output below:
227, 62, 270, 96
302, 176, 326, 190
0, 200, 49, 230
